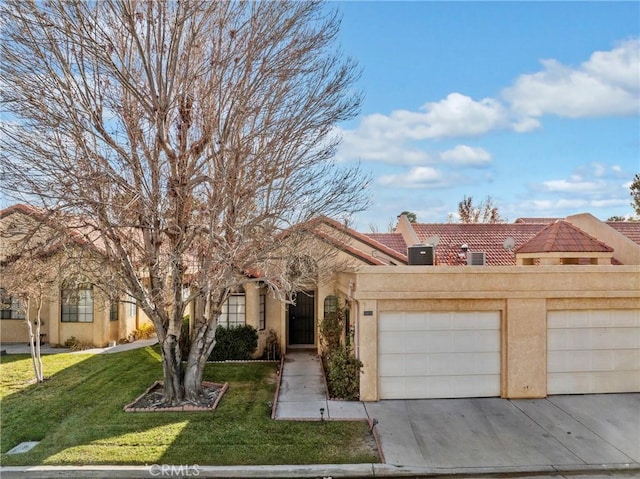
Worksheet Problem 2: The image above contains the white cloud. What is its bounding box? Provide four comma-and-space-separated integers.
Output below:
523, 198, 589, 211
341, 93, 514, 147
378, 166, 450, 189
542, 179, 608, 194
439, 145, 492, 167
337, 127, 432, 165
415, 93, 511, 138
503, 39, 640, 119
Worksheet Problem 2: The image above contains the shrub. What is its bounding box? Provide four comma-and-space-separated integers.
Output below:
131, 322, 156, 341
261, 329, 281, 360
63, 336, 94, 351
319, 310, 343, 352
324, 346, 362, 401
209, 325, 258, 361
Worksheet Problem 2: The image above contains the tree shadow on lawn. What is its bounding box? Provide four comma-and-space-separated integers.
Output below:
0, 349, 379, 467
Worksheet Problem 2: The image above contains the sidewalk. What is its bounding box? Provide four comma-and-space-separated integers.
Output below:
1, 337, 158, 356
274, 350, 369, 420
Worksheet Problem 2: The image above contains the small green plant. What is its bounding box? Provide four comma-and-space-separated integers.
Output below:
209, 325, 258, 361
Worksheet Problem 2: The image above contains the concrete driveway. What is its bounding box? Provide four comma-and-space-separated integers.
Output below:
365, 393, 640, 470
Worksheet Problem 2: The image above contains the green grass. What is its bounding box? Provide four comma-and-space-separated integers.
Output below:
0, 348, 379, 465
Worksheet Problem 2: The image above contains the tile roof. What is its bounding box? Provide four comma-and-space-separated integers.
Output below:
364, 233, 408, 257
513, 217, 561, 224
607, 221, 640, 245
515, 220, 613, 254
409, 223, 546, 266
315, 217, 408, 264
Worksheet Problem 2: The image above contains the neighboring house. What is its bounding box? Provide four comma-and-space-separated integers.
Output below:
344, 213, 640, 401
1, 205, 639, 401
0, 205, 142, 347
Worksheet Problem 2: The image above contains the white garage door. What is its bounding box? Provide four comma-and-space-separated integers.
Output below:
378, 311, 501, 399
548, 310, 640, 395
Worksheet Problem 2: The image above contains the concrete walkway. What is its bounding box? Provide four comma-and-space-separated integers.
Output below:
274, 350, 369, 420
0, 337, 158, 355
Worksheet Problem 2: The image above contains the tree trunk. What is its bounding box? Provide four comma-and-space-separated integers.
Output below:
25, 300, 43, 382
184, 322, 218, 401
34, 298, 43, 382
160, 333, 184, 405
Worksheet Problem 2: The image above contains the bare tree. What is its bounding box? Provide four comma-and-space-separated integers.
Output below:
0, 1, 368, 404
631, 173, 640, 217
1, 256, 52, 383
0, 211, 71, 383
457, 195, 504, 223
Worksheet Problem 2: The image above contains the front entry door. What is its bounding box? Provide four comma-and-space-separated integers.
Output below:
288, 291, 315, 345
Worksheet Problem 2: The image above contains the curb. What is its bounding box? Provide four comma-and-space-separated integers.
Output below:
1, 462, 639, 478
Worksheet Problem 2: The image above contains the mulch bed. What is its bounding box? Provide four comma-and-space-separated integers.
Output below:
124, 381, 228, 412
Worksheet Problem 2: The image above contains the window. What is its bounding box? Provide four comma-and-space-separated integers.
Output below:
220, 294, 245, 328
0, 289, 25, 320
127, 294, 137, 317
110, 301, 119, 322
324, 295, 338, 319
259, 294, 266, 330
61, 283, 94, 323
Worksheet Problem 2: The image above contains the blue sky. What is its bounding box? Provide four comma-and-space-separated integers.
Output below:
332, 1, 640, 230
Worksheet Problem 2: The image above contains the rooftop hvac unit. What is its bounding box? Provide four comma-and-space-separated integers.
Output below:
467, 251, 486, 266
408, 245, 434, 265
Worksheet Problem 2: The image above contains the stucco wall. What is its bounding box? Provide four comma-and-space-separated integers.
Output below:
566, 213, 640, 265
338, 265, 640, 401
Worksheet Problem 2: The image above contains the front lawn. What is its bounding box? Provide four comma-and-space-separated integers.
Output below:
0, 347, 379, 465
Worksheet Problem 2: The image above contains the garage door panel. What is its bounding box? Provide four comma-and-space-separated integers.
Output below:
404, 313, 430, 330
379, 311, 501, 399
380, 374, 501, 400
549, 350, 639, 372
548, 310, 640, 395
548, 371, 640, 395
378, 332, 406, 353
452, 312, 501, 330
379, 312, 405, 331
549, 327, 640, 351
454, 330, 500, 352
549, 310, 640, 329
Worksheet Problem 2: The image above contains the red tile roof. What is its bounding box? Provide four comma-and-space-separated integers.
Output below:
410, 223, 546, 266
364, 233, 408, 257
514, 217, 561, 224
316, 217, 408, 264
607, 221, 640, 245
515, 220, 613, 254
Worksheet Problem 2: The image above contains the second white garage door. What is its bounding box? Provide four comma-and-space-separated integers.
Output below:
548, 310, 640, 394
378, 311, 501, 399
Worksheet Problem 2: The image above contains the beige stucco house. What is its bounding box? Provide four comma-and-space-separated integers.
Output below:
2, 205, 639, 401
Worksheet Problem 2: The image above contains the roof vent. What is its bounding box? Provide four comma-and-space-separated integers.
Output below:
408, 245, 434, 265
467, 251, 486, 266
